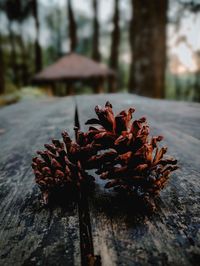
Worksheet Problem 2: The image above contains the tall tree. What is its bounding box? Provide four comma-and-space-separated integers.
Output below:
0, 34, 5, 94
67, 0, 77, 52
129, 0, 168, 98
2, 0, 20, 86
17, 3, 31, 85
32, 0, 42, 73
109, 0, 120, 71
92, 0, 101, 62
194, 51, 200, 102
1, 0, 32, 86
18, 28, 29, 85
46, 7, 63, 59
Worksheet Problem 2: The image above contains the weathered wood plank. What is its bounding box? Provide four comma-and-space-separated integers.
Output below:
77, 93, 200, 266
0, 97, 80, 266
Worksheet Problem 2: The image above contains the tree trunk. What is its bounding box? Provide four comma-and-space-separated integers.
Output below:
8, 21, 20, 87
92, 0, 101, 62
109, 0, 120, 71
18, 24, 29, 86
55, 9, 62, 58
67, 0, 77, 52
0, 34, 5, 94
193, 51, 200, 102
129, 0, 168, 98
32, 0, 42, 73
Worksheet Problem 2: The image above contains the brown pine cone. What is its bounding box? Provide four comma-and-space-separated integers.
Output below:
32, 101, 178, 209
83, 102, 178, 208
32, 133, 94, 205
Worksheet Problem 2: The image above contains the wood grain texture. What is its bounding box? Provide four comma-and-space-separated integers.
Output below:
0, 97, 80, 266
0, 94, 199, 266
77, 93, 200, 266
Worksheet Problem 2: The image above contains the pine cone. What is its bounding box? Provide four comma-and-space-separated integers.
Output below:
32, 101, 178, 209
83, 102, 178, 209
32, 132, 94, 205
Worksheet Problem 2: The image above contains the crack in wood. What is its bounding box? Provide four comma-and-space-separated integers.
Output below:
74, 100, 101, 266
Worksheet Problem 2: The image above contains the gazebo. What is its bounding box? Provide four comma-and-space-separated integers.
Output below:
33, 53, 116, 95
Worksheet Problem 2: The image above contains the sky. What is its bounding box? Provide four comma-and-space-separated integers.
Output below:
168, 2, 200, 74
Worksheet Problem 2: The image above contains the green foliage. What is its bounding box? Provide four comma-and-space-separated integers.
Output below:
165, 71, 198, 101
0, 92, 20, 107
0, 85, 50, 107
19, 86, 46, 99
4, 81, 18, 94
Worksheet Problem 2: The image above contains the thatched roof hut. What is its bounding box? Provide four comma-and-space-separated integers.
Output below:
33, 53, 116, 94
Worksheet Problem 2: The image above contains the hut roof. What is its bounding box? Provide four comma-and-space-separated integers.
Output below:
33, 53, 115, 82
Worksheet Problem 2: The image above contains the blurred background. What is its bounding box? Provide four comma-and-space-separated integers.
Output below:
0, 0, 200, 106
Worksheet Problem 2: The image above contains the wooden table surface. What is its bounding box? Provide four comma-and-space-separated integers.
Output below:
0, 93, 199, 266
